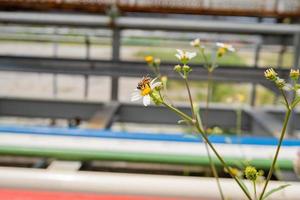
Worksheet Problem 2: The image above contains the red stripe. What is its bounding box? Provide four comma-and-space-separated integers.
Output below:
0, 189, 187, 200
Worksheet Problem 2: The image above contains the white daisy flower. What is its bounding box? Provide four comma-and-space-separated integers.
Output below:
175, 49, 196, 63
190, 38, 201, 47
216, 42, 235, 52
131, 77, 162, 106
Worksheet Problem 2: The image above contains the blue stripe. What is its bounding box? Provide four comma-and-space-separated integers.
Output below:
0, 125, 299, 146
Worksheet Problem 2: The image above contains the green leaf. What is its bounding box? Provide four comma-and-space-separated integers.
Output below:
262, 184, 290, 200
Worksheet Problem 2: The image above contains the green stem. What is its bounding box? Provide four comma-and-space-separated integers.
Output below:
258, 108, 292, 200
194, 122, 252, 200
204, 139, 226, 200
254, 181, 257, 200
204, 70, 225, 200
205, 71, 213, 121
281, 89, 289, 110
183, 77, 196, 120
199, 48, 210, 68
184, 74, 225, 200
161, 101, 194, 124
153, 96, 252, 199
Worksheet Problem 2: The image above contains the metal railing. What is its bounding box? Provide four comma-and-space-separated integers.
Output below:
0, 11, 299, 101
0, 0, 299, 18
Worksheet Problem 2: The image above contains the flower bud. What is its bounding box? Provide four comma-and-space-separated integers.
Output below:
154, 58, 161, 66
174, 64, 182, 72
245, 166, 258, 181
275, 78, 286, 89
264, 68, 278, 81
182, 65, 192, 73
290, 69, 299, 80
217, 48, 226, 57
224, 167, 243, 177
144, 56, 154, 64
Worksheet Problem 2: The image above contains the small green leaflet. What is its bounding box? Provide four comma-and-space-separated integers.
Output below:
262, 184, 290, 200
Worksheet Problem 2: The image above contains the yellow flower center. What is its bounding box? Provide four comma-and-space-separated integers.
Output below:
145, 56, 154, 64
141, 84, 151, 96
217, 47, 226, 57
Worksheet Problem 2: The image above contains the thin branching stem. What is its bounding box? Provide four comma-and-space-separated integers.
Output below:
199, 48, 210, 68
184, 73, 225, 200
194, 122, 252, 200
204, 70, 225, 200
253, 181, 257, 200
281, 89, 290, 110
204, 139, 226, 200
183, 77, 196, 120
156, 97, 252, 200
258, 106, 292, 200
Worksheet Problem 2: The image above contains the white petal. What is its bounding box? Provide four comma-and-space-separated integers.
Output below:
228, 46, 235, 52
143, 95, 151, 106
150, 82, 162, 89
131, 93, 142, 101
297, 89, 300, 96
216, 42, 224, 47
176, 49, 184, 56
131, 91, 140, 98
187, 52, 196, 59
150, 77, 158, 85
175, 54, 181, 60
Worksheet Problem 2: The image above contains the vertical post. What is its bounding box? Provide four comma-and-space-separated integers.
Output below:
84, 35, 90, 99
52, 27, 58, 98
294, 33, 300, 68
277, 46, 286, 68
288, 33, 300, 136
51, 27, 59, 124
250, 43, 261, 106
85, 35, 91, 59
111, 27, 121, 101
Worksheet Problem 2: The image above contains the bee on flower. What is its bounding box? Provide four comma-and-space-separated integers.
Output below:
131, 76, 162, 106
175, 49, 196, 64
216, 42, 235, 57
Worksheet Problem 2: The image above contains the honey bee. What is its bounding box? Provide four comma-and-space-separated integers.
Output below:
137, 76, 151, 90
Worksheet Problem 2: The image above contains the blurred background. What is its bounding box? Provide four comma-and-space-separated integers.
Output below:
0, 0, 299, 200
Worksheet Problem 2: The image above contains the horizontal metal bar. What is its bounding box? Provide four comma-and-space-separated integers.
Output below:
0, 12, 110, 27
0, 12, 299, 35
117, 17, 300, 34
0, 55, 290, 85
0, 97, 104, 120
0, 97, 299, 133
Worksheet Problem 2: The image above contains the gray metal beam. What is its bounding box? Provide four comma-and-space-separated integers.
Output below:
245, 107, 284, 137
117, 17, 300, 35
0, 55, 290, 85
0, 12, 299, 35
0, 97, 299, 135
0, 12, 109, 28
0, 97, 104, 120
